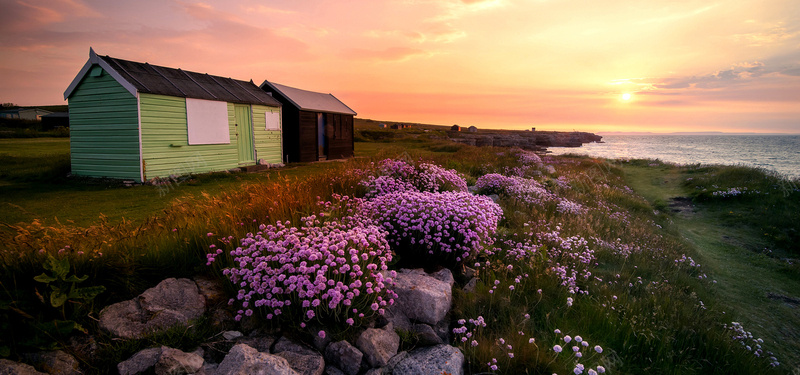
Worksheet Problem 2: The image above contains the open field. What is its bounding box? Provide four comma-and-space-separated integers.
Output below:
619, 161, 800, 368
0, 133, 797, 374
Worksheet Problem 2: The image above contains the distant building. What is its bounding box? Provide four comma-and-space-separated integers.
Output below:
261, 80, 356, 163
378, 123, 387, 128
467, 126, 478, 133
532, 127, 536, 132
451, 125, 461, 131
40, 112, 69, 130
0, 108, 53, 120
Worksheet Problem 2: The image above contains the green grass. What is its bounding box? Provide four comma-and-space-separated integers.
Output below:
621, 162, 800, 370
0, 136, 796, 374
0, 139, 355, 227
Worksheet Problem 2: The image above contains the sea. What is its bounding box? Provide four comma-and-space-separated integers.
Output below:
547, 134, 800, 180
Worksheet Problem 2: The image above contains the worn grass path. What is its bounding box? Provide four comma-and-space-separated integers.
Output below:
621, 163, 800, 371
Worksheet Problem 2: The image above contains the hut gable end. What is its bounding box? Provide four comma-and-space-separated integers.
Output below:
64, 48, 284, 182
259, 80, 356, 163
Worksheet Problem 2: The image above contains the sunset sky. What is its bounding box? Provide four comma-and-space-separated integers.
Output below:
1, 0, 799, 133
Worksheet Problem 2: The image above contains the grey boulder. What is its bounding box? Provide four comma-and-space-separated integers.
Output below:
393, 345, 464, 375
355, 324, 400, 368
391, 269, 453, 326
216, 344, 298, 375
100, 278, 206, 339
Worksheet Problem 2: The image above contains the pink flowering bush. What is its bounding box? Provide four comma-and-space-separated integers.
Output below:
474, 173, 517, 195
210, 214, 397, 330
415, 162, 469, 192
556, 199, 588, 215
361, 191, 502, 267
361, 159, 467, 198
474, 173, 557, 205
517, 150, 543, 165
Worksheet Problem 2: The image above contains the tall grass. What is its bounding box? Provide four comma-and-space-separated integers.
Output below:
0, 142, 790, 374
682, 164, 800, 254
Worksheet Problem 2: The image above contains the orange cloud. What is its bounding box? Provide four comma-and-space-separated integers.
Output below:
347, 47, 432, 62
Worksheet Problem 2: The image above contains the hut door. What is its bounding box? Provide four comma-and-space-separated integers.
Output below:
235, 104, 254, 164
317, 113, 327, 159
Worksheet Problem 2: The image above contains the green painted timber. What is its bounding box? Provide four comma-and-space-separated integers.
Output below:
252, 105, 283, 164
68, 67, 141, 181
234, 104, 254, 164
139, 94, 243, 180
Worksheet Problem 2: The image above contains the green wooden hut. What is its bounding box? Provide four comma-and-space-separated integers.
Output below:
64, 48, 283, 182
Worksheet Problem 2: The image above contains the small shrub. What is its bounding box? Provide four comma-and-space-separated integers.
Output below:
362, 191, 502, 268
361, 159, 468, 198
211, 214, 397, 332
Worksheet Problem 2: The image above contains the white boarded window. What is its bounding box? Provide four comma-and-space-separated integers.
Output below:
186, 98, 230, 145
265, 111, 280, 131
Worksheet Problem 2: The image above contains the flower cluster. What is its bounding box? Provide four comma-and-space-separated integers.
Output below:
361, 191, 502, 266
517, 151, 543, 165
211, 215, 397, 329
591, 237, 642, 259
474, 173, 556, 206
556, 199, 588, 215
711, 187, 758, 198
361, 175, 416, 199
552, 329, 607, 375
416, 162, 469, 192
361, 159, 467, 198
723, 322, 779, 367
474, 173, 517, 195
452, 316, 488, 345
536, 228, 595, 295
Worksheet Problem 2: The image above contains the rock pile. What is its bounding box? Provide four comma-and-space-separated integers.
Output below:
450, 130, 602, 151
2, 269, 468, 375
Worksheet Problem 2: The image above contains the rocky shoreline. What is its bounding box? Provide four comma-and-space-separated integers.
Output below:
448, 130, 602, 151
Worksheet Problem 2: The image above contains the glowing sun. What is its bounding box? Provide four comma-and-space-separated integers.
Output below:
621, 93, 632, 101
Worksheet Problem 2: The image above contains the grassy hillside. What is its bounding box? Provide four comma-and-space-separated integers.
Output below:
0, 132, 797, 374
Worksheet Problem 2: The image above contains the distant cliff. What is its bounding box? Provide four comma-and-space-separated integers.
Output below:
448, 130, 602, 151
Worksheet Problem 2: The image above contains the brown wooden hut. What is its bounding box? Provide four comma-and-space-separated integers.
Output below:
260, 81, 356, 163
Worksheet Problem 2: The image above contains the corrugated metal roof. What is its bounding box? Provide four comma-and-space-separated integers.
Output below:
80, 54, 281, 107
261, 81, 356, 115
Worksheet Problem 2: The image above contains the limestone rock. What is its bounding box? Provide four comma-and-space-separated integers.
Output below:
385, 351, 409, 373
193, 276, 226, 306
355, 323, 400, 368
430, 268, 455, 288
216, 344, 298, 375
199, 363, 218, 375
433, 319, 451, 343
391, 269, 452, 325
273, 337, 318, 356
23, 350, 81, 375
221, 331, 242, 341
118, 347, 163, 375
379, 307, 411, 332
393, 345, 464, 375
155, 347, 204, 375
100, 278, 206, 339
235, 335, 276, 353
138, 278, 206, 320
275, 351, 324, 375
462, 266, 478, 280
462, 277, 478, 293
0, 359, 48, 375
323, 366, 345, 375
323, 341, 362, 375
411, 323, 443, 346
